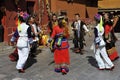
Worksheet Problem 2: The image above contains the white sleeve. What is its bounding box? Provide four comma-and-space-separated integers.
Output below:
32, 24, 37, 34
37, 26, 41, 32
83, 25, 89, 32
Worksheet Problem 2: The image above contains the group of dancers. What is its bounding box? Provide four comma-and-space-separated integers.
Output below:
9, 11, 119, 75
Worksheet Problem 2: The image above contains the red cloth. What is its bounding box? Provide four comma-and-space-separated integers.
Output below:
109, 51, 119, 61
104, 25, 119, 61
9, 48, 18, 61
51, 26, 70, 65
51, 25, 63, 38
104, 25, 111, 35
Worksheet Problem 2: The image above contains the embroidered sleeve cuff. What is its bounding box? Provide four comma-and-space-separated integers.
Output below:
95, 37, 101, 44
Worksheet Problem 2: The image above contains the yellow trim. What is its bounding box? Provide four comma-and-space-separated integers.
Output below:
18, 19, 21, 32
107, 47, 117, 55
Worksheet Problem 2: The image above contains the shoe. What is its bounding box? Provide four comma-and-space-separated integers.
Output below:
54, 68, 61, 73
113, 57, 119, 61
105, 66, 114, 71
18, 69, 25, 73
111, 66, 115, 70
98, 68, 105, 70
65, 68, 69, 73
61, 68, 67, 75
61, 68, 69, 75
110, 66, 115, 70
74, 49, 80, 53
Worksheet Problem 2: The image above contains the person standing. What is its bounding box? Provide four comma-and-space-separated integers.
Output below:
48, 18, 70, 75
103, 13, 119, 61
11, 12, 32, 73
48, 13, 58, 52
93, 14, 114, 70
27, 16, 41, 57
9, 10, 30, 62
48, 13, 58, 35
71, 13, 90, 54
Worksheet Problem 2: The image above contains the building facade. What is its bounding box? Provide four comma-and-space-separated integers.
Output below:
50, 0, 98, 20
0, 0, 98, 43
98, 0, 120, 33
98, 0, 120, 14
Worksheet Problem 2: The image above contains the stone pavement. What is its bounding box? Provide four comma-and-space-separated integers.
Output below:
0, 33, 120, 80
0, 42, 13, 51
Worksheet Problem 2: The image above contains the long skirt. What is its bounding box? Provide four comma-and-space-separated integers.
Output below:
107, 47, 119, 61
106, 42, 119, 61
54, 39, 70, 65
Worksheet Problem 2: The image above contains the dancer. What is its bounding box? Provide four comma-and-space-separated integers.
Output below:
48, 13, 58, 52
71, 13, 90, 54
93, 14, 114, 70
11, 12, 32, 73
27, 16, 41, 57
103, 13, 119, 61
48, 18, 70, 74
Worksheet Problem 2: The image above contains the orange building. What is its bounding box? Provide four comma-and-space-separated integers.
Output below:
0, 0, 98, 43
98, 0, 120, 14
98, 0, 120, 33
0, 0, 27, 43
50, 0, 98, 20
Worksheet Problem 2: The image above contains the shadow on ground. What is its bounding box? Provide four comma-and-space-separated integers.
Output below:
86, 56, 98, 68
24, 56, 37, 70
24, 48, 43, 69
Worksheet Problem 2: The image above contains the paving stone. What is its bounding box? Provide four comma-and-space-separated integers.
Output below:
0, 34, 120, 80
0, 74, 7, 79
12, 78, 27, 80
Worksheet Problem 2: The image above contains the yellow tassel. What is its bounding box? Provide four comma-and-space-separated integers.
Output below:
99, 16, 103, 32
18, 19, 21, 32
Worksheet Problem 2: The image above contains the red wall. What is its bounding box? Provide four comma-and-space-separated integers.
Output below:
50, 0, 98, 21
2, 0, 27, 43
2, 0, 98, 43
2, 0, 49, 43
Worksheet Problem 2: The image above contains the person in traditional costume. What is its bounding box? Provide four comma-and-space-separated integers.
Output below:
9, 10, 30, 61
103, 13, 119, 61
71, 13, 91, 54
93, 14, 114, 70
48, 18, 70, 74
26, 16, 41, 57
47, 13, 58, 52
10, 12, 32, 73
33, 14, 42, 45
48, 13, 58, 35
